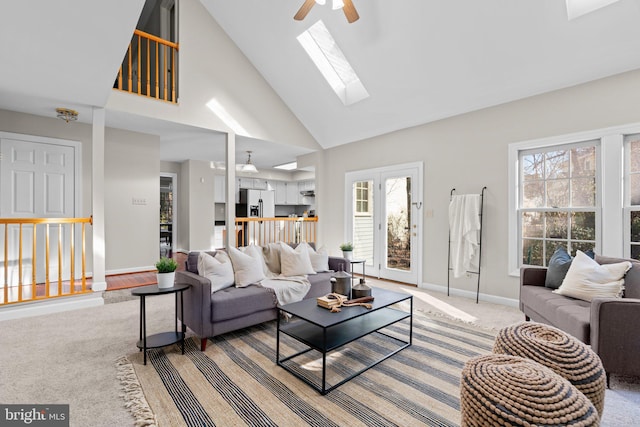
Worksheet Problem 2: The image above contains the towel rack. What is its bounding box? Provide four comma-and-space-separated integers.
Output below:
447, 186, 486, 303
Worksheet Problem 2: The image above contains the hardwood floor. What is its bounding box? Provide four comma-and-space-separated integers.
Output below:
105, 251, 186, 291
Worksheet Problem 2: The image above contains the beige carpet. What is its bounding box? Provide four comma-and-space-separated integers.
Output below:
0, 282, 638, 426
119, 311, 493, 426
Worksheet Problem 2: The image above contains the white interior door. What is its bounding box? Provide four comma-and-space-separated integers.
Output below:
0, 134, 76, 286
346, 163, 422, 285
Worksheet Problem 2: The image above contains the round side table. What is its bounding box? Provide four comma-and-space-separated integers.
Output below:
131, 283, 190, 365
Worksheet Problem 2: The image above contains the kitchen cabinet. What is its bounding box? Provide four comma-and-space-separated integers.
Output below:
298, 180, 315, 204
274, 181, 287, 204
286, 182, 299, 205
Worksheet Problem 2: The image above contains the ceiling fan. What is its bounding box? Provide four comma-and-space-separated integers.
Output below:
294, 0, 359, 23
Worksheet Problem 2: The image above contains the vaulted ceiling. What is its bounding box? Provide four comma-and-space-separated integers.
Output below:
203, 0, 640, 148
1, 0, 640, 169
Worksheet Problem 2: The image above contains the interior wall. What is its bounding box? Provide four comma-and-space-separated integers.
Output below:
184, 159, 216, 250
316, 69, 640, 302
104, 128, 160, 271
106, 0, 320, 152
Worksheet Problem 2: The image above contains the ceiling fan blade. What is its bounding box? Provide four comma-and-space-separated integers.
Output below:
343, 0, 359, 23
294, 0, 316, 21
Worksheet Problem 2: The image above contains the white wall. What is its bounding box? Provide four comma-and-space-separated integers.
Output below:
104, 128, 160, 271
106, 0, 320, 152
182, 159, 216, 250
312, 69, 640, 301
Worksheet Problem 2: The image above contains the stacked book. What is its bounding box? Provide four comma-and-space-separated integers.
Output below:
317, 294, 346, 310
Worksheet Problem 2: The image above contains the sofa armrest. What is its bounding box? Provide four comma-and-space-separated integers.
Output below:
590, 297, 640, 376
520, 267, 547, 287
176, 270, 212, 337
328, 256, 351, 273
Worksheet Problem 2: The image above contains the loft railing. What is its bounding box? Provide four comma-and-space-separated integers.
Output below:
0, 217, 93, 306
233, 217, 318, 248
114, 29, 179, 103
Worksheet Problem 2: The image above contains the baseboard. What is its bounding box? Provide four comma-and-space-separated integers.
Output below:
106, 266, 155, 276
418, 282, 519, 308
0, 293, 104, 321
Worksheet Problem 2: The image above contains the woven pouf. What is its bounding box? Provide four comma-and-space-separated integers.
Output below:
461, 354, 599, 427
493, 322, 606, 416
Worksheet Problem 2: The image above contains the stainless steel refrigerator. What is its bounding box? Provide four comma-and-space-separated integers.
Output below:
237, 189, 275, 218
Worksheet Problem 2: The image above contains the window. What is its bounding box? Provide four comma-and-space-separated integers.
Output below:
625, 134, 640, 260
519, 142, 598, 267
354, 181, 371, 215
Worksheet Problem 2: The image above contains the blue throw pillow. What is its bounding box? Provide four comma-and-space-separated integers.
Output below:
545, 247, 595, 289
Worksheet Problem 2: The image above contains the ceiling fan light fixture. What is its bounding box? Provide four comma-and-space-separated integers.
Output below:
315, 0, 326, 5
332, 0, 344, 10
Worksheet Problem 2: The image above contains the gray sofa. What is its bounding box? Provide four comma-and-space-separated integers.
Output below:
520, 254, 640, 380
177, 248, 350, 351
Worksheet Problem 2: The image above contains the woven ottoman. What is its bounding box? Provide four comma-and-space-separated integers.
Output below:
461, 354, 599, 426
493, 322, 606, 416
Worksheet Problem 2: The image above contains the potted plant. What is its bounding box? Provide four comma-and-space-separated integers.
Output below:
340, 242, 354, 260
155, 257, 178, 289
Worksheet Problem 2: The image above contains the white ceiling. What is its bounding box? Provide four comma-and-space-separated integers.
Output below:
203, 0, 640, 148
2, 0, 640, 169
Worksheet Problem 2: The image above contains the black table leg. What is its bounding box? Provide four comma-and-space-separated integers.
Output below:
142, 296, 147, 365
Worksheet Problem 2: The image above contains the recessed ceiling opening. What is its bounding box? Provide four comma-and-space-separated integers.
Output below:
297, 20, 369, 106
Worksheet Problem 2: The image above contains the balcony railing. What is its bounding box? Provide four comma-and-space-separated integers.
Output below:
1, 217, 93, 306
114, 29, 179, 103
234, 217, 318, 248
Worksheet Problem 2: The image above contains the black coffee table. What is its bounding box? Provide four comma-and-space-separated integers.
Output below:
276, 287, 412, 394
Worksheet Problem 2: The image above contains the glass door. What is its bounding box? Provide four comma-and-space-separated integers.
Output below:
347, 163, 422, 284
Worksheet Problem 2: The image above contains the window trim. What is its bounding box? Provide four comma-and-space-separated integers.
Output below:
508, 123, 640, 276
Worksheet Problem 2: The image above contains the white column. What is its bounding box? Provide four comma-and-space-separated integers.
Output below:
91, 107, 107, 291
224, 133, 236, 249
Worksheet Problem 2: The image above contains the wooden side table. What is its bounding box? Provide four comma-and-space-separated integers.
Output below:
131, 283, 190, 365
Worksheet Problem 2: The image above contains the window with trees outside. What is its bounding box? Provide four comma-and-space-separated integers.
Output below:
519, 141, 598, 267
626, 134, 640, 260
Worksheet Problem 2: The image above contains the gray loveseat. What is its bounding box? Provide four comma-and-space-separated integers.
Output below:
520, 254, 640, 380
177, 247, 350, 351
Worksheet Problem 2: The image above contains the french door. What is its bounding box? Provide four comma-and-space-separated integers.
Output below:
346, 163, 423, 284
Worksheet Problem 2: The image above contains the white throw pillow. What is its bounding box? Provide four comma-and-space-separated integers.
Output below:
263, 242, 282, 275
301, 242, 330, 272
279, 242, 316, 276
553, 250, 631, 302
228, 246, 265, 287
197, 252, 234, 293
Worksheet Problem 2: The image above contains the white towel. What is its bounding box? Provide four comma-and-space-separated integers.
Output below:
449, 194, 481, 278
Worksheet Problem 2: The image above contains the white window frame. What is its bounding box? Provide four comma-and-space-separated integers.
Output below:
354, 180, 372, 216
518, 140, 601, 268
507, 123, 640, 276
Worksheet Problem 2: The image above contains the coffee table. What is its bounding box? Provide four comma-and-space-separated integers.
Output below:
276, 287, 412, 395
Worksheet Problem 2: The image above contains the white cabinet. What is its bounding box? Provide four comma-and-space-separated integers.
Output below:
274, 181, 287, 204
298, 180, 315, 204
252, 179, 268, 190
238, 177, 254, 189
214, 175, 226, 203
286, 182, 299, 205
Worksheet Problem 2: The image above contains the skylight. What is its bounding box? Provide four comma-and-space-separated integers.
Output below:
274, 161, 298, 170
566, 0, 621, 20
297, 20, 369, 106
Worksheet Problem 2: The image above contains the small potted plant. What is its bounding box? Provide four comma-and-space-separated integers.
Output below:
155, 257, 178, 289
340, 242, 354, 260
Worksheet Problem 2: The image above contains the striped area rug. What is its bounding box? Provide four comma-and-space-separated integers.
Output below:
119, 312, 496, 427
